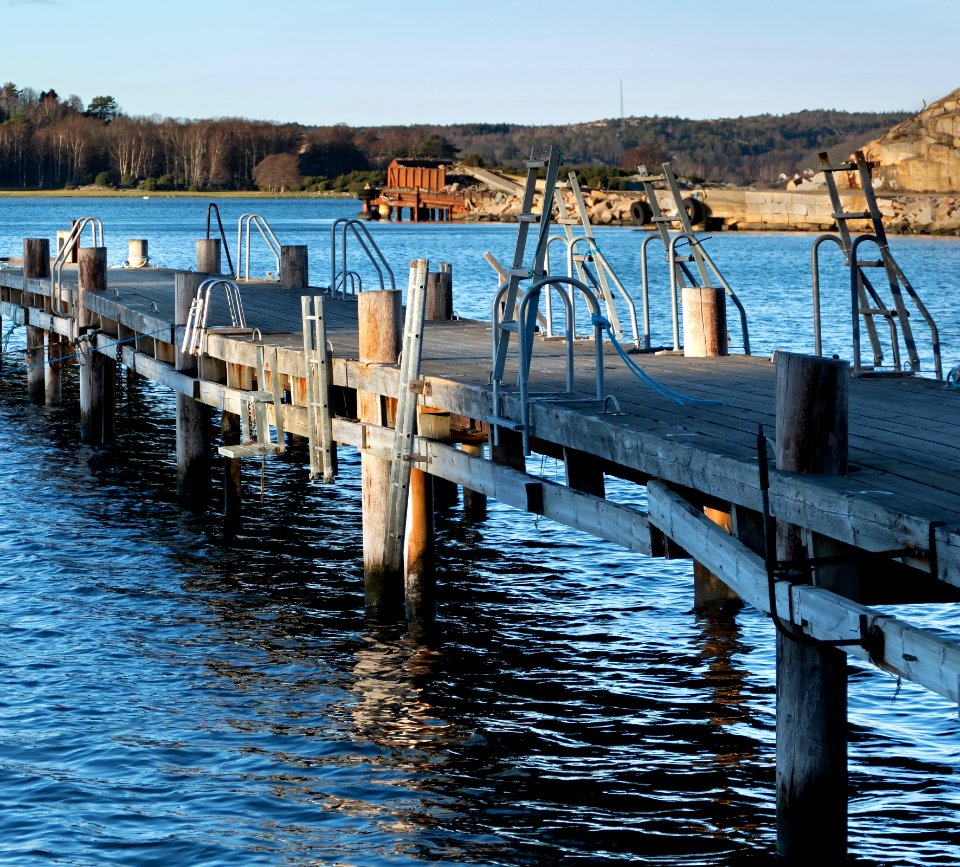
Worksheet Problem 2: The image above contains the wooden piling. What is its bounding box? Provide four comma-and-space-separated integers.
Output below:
222, 409, 242, 529
280, 245, 308, 291
425, 262, 453, 321
127, 239, 149, 268
404, 462, 435, 621
23, 238, 49, 404
175, 272, 211, 508
196, 239, 222, 275
419, 408, 457, 508
460, 441, 488, 521
77, 247, 108, 442
682, 286, 727, 357
774, 350, 850, 862
358, 289, 403, 619
693, 506, 742, 608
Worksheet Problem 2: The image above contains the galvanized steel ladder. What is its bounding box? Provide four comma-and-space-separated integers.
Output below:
636, 163, 750, 354
814, 150, 942, 378
488, 147, 562, 441
301, 295, 336, 482
550, 172, 641, 346
383, 259, 429, 574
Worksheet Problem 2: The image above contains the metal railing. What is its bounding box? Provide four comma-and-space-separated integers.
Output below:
491, 276, 606, 456
330, 218, 395, 298
236, 214, 281, 280
206, 203, 236, 278
545, 233, 641, 347
639, 231, 750, 355
50, 217, 104, 317
181, 277, 248, 357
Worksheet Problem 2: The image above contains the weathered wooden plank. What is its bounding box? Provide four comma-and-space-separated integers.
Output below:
647, 480, 960, 703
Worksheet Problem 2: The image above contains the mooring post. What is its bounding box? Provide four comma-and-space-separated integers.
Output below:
358, 289, 403, 620
221, 407, 242, 530
77, 247, 108, 443
682, 285, 727, 357
280, 245, 308, 291
774, 350, 850, 862
127, 239, 149, 268
425, 261, 453, 321
23, 238, 50, 405
175, 271, 211, 508
196, 239, 222, 275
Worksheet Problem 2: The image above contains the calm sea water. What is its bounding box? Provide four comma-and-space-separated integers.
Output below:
0, 197, 959, 866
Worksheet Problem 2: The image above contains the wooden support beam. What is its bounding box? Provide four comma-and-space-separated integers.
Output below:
358, 289, 403, 621
23, 238, 49, 405
646, 480, 960, 703
78, 247, 108, 443
175, 272, 210, 509
774, 351, 850, 862
404, 464, 435, 622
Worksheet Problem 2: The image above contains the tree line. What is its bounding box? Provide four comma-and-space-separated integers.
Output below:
0, 82, 910, 192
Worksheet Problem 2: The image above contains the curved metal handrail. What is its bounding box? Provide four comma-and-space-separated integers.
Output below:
237, 214, 281, 280
51, 217, 104, 317
205, 203, 235, 278
180, 277, 247, 357
507, 276, 605, 456
668, 232, 750, 355
330, 218, 395, 298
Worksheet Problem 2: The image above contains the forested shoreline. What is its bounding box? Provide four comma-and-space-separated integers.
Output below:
0, 82, 909, 193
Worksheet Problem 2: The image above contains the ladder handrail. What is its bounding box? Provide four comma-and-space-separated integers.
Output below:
667, 232, 751, 355
236, 213, 281, 280
814, 151, 942, 378
514, 276, 605, 456
330, 218, 395, 298
50, 217, 104, 316
205, 203, 236, 278
180, 277, 247, 357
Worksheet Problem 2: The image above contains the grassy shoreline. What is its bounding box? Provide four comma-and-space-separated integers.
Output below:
0, 188, 353, 199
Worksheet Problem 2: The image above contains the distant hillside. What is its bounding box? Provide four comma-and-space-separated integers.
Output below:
364, 110, 910, 187
0, 81, 910, 191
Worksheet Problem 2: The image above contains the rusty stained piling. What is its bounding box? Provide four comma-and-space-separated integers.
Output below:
175, 271, 211, 508
23, 238, 49, 405
774, 350, 851, 862
358, 288, 403, 620
77, 247, 112, 443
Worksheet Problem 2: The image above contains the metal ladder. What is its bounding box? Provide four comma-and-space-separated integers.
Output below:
488, 146, 562, 441
548, 172, 641, 347
383, 259, 429, 574
217, 343, 286, 459
636, 163, 750, 354
180, 277, 253, 357
814, 150, 942, 378
236, 214, 281, 281
301, 294, 337, 482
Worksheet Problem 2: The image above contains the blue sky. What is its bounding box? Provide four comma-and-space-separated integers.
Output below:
5, 0, 958, 125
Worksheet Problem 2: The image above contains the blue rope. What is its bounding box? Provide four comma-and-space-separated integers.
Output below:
591, 314, 724, 407
0, 326, 172, 377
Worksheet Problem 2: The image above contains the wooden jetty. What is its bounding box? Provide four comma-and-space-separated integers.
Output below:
1, 226, 959, 862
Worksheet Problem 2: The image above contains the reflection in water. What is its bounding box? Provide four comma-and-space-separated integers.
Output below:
0, 215, 959, 863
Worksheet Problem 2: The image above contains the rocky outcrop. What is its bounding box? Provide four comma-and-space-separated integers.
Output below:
861, 87, 960, 192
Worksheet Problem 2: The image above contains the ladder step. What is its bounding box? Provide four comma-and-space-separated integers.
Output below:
218, 443, 282, 459
651, 215, 679, 223
508, 267, 532, 278
517, 213, 541, 223
486, 415, 524, 431
821, 162, 855, 173
638, 174, 668, 183
499, 321, 520, 333
526, 159, 547, 169
833, 211, 872, 220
